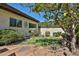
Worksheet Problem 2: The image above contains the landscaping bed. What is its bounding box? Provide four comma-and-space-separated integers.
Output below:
19, 37, 62, 46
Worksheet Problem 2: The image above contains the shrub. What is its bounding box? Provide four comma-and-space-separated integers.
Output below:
53, 32, 61, 37
27, 37, 61, 46
0, 29, 23, 45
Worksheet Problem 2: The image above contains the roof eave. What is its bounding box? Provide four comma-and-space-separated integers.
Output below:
0, 3, 40, 23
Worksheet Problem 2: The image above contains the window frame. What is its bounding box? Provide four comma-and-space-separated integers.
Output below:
29, 23, 36, 28
9, 18, 22, 28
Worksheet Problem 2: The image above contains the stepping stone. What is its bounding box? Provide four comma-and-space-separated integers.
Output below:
0, 48, 18, 56
0, 48, 8, 53
8, 53, 16, 56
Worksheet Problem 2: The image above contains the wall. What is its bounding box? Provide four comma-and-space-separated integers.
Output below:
40, 28, 64, 37
0, 8, 38, 35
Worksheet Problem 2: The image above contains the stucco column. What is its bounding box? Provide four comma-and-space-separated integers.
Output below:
27, 22, 30, 34
36, 23, 39, 32
52, 32, 53, 37
36, 23, 38, 29
50, 32, 53, 37
44, 32, 46, 37
27, 22, 29, 29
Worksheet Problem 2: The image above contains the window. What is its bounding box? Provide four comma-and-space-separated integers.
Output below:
10, 18, 22, 27
10, 18, 16, 27
29, 23, 36, 28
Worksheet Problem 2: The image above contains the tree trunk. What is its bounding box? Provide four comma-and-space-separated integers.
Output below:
62, 23, 76, 53
69, 24, 76, 53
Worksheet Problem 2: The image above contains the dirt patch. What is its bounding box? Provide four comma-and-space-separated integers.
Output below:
15, 45, 72, 56
0, 45, 79, 56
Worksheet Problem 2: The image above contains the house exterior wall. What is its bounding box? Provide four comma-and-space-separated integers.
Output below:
40, 28, 64, 37
0, 8, 38, 35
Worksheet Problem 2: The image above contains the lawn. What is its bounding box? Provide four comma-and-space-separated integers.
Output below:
19, 37, 62, 46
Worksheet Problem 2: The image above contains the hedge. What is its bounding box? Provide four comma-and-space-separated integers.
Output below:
0, 29, 24, 45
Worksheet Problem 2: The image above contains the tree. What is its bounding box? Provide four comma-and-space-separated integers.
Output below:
22, 3, 79, 53
39, 21, 59, 28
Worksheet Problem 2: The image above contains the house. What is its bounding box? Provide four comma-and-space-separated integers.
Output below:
0, 4, 39, 35
0, 4, 64, 37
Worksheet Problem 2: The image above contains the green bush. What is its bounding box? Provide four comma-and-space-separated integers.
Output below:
53, 32, 61, 37
0, 29, 23, 45
26, 37, 61, 46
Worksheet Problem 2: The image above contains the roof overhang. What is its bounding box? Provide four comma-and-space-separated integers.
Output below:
0, 4, 40, 23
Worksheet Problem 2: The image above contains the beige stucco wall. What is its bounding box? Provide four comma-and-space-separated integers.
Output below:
0, 8, 38, 35
40, 28, 64, 37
